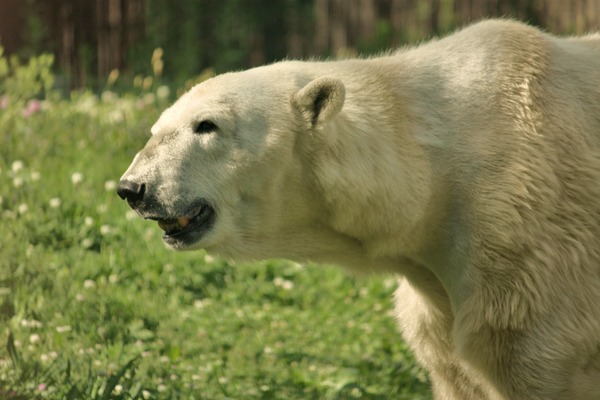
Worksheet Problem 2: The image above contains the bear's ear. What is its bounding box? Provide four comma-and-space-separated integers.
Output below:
291, 77, 345, 128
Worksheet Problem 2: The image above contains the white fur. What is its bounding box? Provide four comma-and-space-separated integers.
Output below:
120, 20, 600, 399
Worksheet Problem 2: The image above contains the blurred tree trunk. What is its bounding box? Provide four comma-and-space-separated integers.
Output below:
2, 0, 599, 88
96, 0, 143, 87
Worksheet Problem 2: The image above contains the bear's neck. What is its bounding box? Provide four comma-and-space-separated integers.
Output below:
302, 68, 464, 311
277, 58, 476, 313
308, 71, 437, 254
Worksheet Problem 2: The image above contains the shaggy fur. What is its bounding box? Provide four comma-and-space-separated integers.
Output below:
119, 20, 600, 399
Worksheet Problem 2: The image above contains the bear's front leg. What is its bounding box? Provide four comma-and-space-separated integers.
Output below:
394, 279, 501, 400
456, 323, 598, 400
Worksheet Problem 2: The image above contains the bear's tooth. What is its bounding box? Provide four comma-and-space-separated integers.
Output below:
177, 216, 190, 228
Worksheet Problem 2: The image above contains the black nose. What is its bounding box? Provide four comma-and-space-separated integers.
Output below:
117, 180, 146, 203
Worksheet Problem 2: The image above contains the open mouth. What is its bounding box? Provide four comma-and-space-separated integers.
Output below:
150, 201, 215, 246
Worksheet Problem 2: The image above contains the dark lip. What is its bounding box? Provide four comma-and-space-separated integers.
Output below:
145, 200, 216, 248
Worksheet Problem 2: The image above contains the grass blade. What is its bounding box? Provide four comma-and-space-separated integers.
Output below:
100, 356, 138, 400
6, 331, 20, 369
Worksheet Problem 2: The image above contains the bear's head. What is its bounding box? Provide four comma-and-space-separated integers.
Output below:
117, 64, 346, 259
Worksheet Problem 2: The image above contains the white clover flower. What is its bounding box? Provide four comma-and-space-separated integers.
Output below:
82, 238, 93, 249
17, 203, 28, 215
71, 172, 84, 185
143, 93, 156, 106
29, 334, 41, 344
193, 299, 212, 309
157, 384, 168, 392
113, 385, 123, 395
101, 91, 117, 103
273, 277, 294, 291
30, 171, 40, 181
21, 319, 43, 328
40, 353, 49, 362
84, 216, 94, 226
49, 198, 61, 208
108, 274, 118, 284
142, 390, 151, 399
56, 325, 72, 333
291, 262, 304, 270
107, 110, 124, 124
383, 278, 397, 289
125, 210, 137, 221
104, 180, 117, 191
100, 225, 112, 235
144, 228, 155, 239
75, 95, 99, 117
11, 160, 24, 173
13, 177, 23, 188
83, 279, 96, 288
156, 85, 170, 100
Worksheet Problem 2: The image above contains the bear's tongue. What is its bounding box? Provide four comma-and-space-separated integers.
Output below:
157, 217, 190, 233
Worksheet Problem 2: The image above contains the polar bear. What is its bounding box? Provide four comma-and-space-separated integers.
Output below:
117, 20, 600, 399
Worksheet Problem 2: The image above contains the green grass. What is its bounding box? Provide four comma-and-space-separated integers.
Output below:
0, 57, 431, 399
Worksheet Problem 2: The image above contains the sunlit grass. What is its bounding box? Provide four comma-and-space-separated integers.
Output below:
0, 50, 431, 399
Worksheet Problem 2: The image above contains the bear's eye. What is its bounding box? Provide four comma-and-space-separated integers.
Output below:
194, 120, 217, 134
